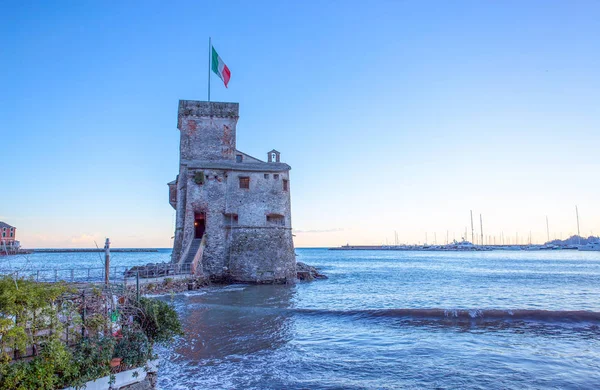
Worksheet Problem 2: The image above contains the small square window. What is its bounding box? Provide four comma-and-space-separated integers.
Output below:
224, 213, 239, 226
266, 214, 285, 225
264, 174, 269, 179
236, 154, 243, 163
283, 179, 289, 191
274, 174, 279, 180
239, 177, 250, 189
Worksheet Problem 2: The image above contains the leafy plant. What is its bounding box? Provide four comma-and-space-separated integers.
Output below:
0, 277, 184, 389
0, 276, 73, 360
114, 326, 151, 368
132, 297, 183, 344
84, 313, 106, 335
193, 171, 205, 185
0, 339, 78, 390
70, 336, 116, 386
91, 286, 102, 297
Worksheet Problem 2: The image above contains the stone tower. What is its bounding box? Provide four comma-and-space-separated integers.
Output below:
168, 100, 296, 283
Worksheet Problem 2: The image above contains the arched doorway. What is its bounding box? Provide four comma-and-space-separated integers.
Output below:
194, 213, 206, 239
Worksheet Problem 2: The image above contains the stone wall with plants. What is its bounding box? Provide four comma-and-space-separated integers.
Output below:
0, 276, 183, 389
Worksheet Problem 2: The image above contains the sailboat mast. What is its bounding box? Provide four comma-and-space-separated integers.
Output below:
546, 216, 550, 243
470, 210, 475, 244
576, 205, 581, 245
480, 214, 484, 246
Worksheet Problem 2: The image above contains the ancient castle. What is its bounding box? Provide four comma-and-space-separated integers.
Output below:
168, 100, 296, 283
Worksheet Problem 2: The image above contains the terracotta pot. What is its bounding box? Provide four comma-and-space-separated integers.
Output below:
110, 357, 122, 368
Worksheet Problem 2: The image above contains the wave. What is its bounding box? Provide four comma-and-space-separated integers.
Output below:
293, 308, 600, 323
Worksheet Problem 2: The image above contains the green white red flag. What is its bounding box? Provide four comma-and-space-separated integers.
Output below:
211, 46, 231, 88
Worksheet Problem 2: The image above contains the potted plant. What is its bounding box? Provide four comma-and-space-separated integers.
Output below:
110, 357, 122, 368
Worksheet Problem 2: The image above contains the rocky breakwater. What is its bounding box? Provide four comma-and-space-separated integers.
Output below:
125, 263, 183, 278
296, 262, 328, 281
125, 261, 327, 285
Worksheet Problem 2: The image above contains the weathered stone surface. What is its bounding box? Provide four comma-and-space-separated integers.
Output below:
170, 100, 296, 284
296, 262, 328, 281
228, 227, 296, 283
124, 263, 178, 278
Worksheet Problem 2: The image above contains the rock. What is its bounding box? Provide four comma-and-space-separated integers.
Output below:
124, 263, 177, 278
296, 262, 328, 281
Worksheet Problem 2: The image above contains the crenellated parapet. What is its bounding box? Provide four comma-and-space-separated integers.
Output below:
177, 101, 239, 126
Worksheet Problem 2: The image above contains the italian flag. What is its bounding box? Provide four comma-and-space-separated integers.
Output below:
211, 46, 231, 88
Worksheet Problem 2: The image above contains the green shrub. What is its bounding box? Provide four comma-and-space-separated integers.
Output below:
84, 313, 106, 335
0, 339, 78, 390
193, 171, 205, 185
70, 336, 115, 387
0, 277, 184, 389
0, 277, 73, 361
133, 297, 183, 344
114, 326, 151, 368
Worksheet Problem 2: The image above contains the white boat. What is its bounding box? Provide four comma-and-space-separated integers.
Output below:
578, 242, 600, 251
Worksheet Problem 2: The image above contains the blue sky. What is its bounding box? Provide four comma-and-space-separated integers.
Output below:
1, 1, 599, 248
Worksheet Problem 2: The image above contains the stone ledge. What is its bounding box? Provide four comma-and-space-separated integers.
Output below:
183, 160, 291, 172
178, 100, 239, 120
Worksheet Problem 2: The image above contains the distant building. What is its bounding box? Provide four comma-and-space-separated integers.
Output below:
168, 101, 296, 283
0, 221, 20, 252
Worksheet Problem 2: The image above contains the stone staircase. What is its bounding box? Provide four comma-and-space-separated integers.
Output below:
183, 238, 202, 265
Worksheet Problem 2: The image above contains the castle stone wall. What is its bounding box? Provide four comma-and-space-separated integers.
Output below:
171, 100, 295, 283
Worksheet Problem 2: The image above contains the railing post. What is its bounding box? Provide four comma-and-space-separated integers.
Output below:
54, 270, 58, 282
71, 269, 74, 282
81, 290, 86, 338
136, 271, 140, 302
36, 270, 39, 281
87, 268, 90, 281
104, 238, 110, 286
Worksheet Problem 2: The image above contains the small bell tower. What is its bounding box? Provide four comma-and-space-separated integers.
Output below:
267, 149, 280, 163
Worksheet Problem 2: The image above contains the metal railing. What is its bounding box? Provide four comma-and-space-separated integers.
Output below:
0, 263, 194, 283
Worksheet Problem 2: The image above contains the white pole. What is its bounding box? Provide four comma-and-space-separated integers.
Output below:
480, 214, 484, 246
576, 205, 581, 244
470, 210, 474, 244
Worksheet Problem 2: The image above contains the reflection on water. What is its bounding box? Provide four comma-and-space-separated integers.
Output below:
153, 249, 600, 389
173, 285, 295, 362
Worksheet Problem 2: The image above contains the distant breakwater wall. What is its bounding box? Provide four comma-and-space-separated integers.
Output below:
31, 248, 160, 253
329, 245, 578, 251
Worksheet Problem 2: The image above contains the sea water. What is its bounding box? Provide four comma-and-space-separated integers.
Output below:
156, 249, 600, 389
6, 249, 600, 388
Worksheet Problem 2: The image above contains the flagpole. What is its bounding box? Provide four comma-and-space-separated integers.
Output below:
208, 36, 211, 102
